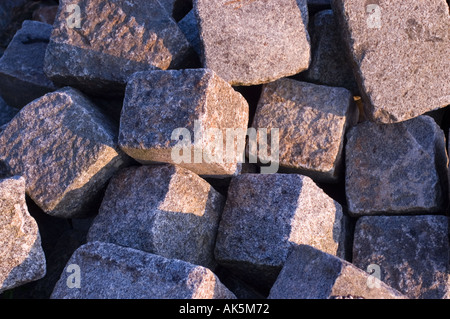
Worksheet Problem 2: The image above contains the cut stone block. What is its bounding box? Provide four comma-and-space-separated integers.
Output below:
214, 173, 349, 290
331, 0, 450, 123
0, 20, 57, 108
195, 0, 311, 86
119, 69, 249, 177
87, 164, 224, 270
44, 0, 192, 96
345, 115, 448, 216
252, 78, 357, 183
178, 9, 201, 56
304, 10, 358, 94
268, 245, 406, 299
0, 87, 129, 218
353, 215, 449, 299
0, 176, 46, 293
51, 241, 236, 299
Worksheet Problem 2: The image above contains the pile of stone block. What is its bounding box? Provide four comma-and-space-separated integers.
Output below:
0, 0, 449, 300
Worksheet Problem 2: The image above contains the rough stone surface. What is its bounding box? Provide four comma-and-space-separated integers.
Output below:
119, 69, 249, 177
252, 78, 357, 183
304, 10, 359, 94
195, 0, 311, 86
0, 87, 129, 218
345, 116, 448, 216
353, 215, 449, 299
178, 9, 201, 56
0, 20, 57, 109
332, 0, 450, 123
214, 173, 349, 290
44, 0, 192, 96
51, 241, 236, 299
0, 176, 46, 293
87, 164, 224, 270
0, 96, 18, 129
268, 245, 406, 299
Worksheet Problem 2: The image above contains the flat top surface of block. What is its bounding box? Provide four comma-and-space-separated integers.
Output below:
87, 164, 224, 269
345, 116, 447, 215
215, 173, 347, 282
253, 79, 355, 180
352, 215, 449, 299
45, 0, 191, 88
195, 0, 311, 85
332, 0, 450, 123
0, 176, 46, 293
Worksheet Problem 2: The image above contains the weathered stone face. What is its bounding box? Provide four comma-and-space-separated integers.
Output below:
345, 116, 448, 216
0, 87, 129, 218
252, 78, 357, 183
119, 68, 249, 177
0, 176, 46, 293
0, 20, 57, 109
51, 241, 236, 299
352, 215, 449, 299
304, 10, 359, 94
214, 173, 349, 290
87, 164, 224, 270
268, 245, 406, 299
44, 0, 192, 96
332, 0, 450, 123
194, 0, 311, 86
